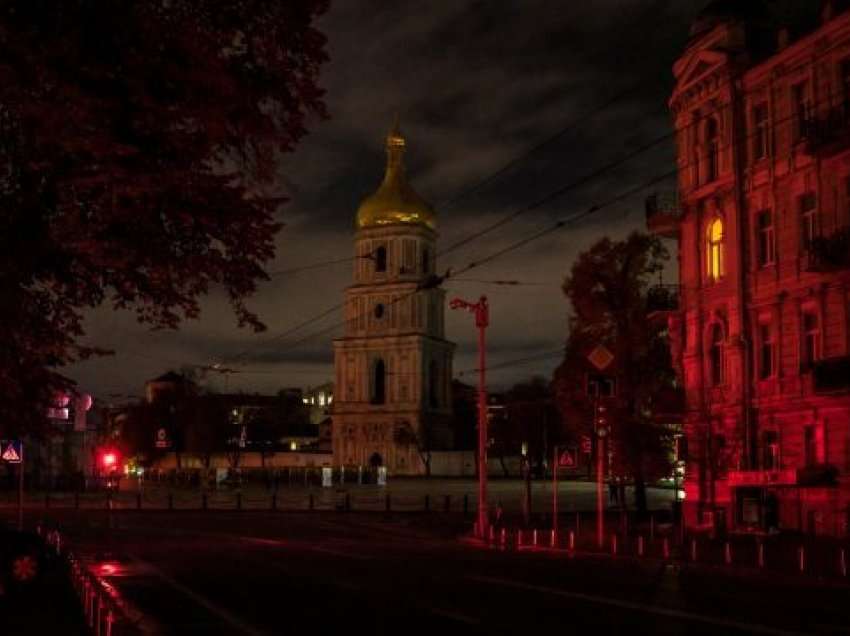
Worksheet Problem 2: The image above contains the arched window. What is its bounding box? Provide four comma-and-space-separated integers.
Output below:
375, 246, 387, 273
706, 118, 719, 182
428, 359, 439, 408
707, 218, 724, 282
372, 359, 386, 404
422, 247, 430, 275
710, 324, 724, 386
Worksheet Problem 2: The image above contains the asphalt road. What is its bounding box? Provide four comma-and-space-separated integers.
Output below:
10, 509, 845, 636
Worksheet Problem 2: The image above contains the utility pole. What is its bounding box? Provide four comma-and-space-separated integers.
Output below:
450, 295, 489, 538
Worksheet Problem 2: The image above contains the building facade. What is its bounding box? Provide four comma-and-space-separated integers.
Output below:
651, 0, 850, 536
332, 122, 454, 475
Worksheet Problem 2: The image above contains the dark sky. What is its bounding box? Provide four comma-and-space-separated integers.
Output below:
68, 0, 709, 401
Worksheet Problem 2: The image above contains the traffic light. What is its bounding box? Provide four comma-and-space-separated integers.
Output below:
98, 449, 120, 473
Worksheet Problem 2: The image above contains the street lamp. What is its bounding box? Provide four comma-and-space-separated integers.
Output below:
450, 295, 489, 538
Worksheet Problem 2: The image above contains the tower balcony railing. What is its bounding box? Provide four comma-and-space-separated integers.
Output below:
802, 102, 850, 157
645, 192, 682, 238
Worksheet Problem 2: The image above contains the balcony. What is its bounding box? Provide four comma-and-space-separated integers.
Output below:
805, 227, 850, 272
645, 192, 682, 238
813, 356, 850, 394
802, 103, 850, 157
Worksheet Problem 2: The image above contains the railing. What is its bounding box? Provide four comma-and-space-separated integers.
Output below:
645, 193, 682, 237
802, 103, 850, 155
814, 356, 850, 393
646, 284, 680, 314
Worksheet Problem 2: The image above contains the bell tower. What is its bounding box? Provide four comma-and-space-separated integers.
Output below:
332, 121, 454, 475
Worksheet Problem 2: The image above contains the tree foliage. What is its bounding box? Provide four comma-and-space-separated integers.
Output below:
0, 1, 329, 434
552, 232, 679, 511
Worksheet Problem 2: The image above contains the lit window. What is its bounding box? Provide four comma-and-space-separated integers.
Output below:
753, 103, 769, 161
707, 218, 725, 281
757, 210, 775, 266
290, 441, 298, 451
318, 392, 326, 406
302, 397, 309, 405
799, 193, 817, 252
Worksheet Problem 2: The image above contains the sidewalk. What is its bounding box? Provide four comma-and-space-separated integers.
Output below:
1, 565, 87, 635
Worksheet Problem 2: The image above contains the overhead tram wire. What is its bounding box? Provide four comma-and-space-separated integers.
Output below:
213, 34, 850, 371
457, 347, 567, 377
437, 32, 850, 259
263, 84, 842, 361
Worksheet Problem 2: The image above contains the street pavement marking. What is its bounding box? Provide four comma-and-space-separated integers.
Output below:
467, 575, 809, 636
431, 608, 481, 625
126, 555, 267, 636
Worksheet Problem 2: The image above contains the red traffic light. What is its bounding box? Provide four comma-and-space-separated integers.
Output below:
99, 449, 120, 470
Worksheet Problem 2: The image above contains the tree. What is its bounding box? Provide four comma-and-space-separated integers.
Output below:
553, 232, 679, 514
0, 1, 329, 436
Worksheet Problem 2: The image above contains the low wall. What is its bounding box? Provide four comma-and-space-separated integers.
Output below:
152, 451, 333, 471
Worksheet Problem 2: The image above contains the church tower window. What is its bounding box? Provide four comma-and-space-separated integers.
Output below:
707, 218, 724, 282
372, 359, 386, 405
375, 246, 387, 272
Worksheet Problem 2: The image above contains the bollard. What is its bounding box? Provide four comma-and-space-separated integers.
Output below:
724, 542, 732, 565
489, 525, 496, 544
533, 529, 538, 547
424, 494, 430, 512
798, 546, 805, 573
444, 495, 451, 512
385, 493, 391, 512
309, 493, 315, 511
517, 529, 523, 547
202, 493, 208, 510
463, 494, 469, 515
500, 527, 506, 548
271, 493, 277, 511
550, 529, 557, 548
137, 492, 142, 510
840, 548, 847, 578
569, 530, 575, 551
168, 492, 174, 510
106, 493, 112, 511
690, 538, 697, 562
237, 492, 242, 511
638, 536, 644, 557
106, 610, 114, 636
611, 534, 618, 556
758, 542, 765, 568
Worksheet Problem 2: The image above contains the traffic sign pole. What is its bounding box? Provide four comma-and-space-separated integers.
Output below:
552, 445, 558, 542
18, 442, 24, 531
597, 428, 605, 549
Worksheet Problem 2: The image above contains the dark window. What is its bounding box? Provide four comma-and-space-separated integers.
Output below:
804, 425, 816, 467
710, 324, 724, 386
375, 246, 387, 273
792, 82, 810, 142
763, 431, 779, 470
799, 193, 817, 251
374, 303, 385, 319
759, 323, 774, 379
757, 210, 775, 266
706, 118, 719, 182
802, 312, 820, 369
372, 359, 386, 405
753, 103, 769, 161
422, 247, 430, 275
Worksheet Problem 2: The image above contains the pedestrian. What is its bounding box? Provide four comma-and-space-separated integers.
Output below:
609, 479, 618, 504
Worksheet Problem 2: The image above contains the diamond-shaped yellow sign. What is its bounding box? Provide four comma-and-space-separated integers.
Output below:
587, 345, 614, 371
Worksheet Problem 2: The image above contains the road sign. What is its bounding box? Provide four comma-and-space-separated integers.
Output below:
587, 345, 614, 371
1, 440, 22, 464
155, 428, 170, 449
558, 448, 576, 468
581, 435, 592, 454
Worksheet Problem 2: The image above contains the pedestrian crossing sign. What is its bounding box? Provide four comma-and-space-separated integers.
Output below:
1, 440, 22, 464
558, 448, 576, 468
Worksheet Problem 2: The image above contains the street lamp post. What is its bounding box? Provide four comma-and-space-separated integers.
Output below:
450, 295, 489, 538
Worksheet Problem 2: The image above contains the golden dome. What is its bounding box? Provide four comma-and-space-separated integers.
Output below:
356, 120, 436, 230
